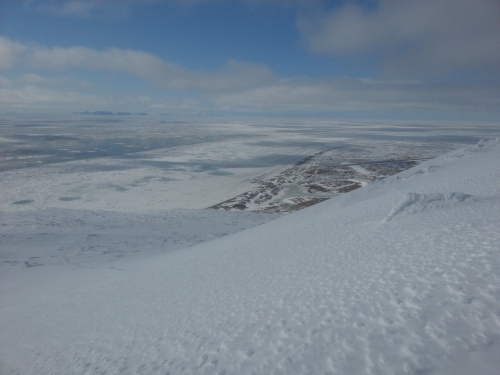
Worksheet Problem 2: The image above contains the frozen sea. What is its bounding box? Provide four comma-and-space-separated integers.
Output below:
2, 116, 499, 212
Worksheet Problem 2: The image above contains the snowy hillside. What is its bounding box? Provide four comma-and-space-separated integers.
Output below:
1, 139, 500, 375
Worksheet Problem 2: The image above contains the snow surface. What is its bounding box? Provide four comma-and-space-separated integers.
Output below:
1, 139, 500, 374
0, 209, 280, 269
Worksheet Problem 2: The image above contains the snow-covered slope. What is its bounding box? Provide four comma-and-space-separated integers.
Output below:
1, 140, 500, 375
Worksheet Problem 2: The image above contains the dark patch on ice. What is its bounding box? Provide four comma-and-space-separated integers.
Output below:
160, 177, 176, 182
337, 182, 362, 193
24, 261, 43, 267
59, 197, 81, 201
12, 199, 34, 205
12, 134, 80, 142
208, 170, 234, 176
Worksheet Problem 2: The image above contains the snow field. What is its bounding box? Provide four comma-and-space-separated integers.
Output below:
0, 208, 280, 269
0, 139, 500, 374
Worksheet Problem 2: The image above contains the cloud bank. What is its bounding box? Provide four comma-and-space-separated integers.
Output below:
212, 77, 500, 115
0, 37, 500, 116
300, 0, 500, 77
0, 37, 277, 92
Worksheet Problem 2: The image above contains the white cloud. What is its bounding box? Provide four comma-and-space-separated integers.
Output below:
23, 0, 313, 18
22, 0, 156, 18
0, 76, 11, 87
0, 81, 158, 113
193, 60, 276, 91
0, 85, 103, 109
211, 77, 500, 114
1, 37, 498, 117
1, 72, 499, 116
20, 73, 69, 85
0, 38, 26, 69
0, 37, 277, 92
299, 0, 500, 76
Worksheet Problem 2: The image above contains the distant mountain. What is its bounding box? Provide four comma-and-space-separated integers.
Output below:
73, 111, 148, 116
159, 112, 224, 117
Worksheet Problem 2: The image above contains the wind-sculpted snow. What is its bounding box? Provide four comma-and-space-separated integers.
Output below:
444, 137, 500, 160
383, 192, 477, 223
1, 139, 500, 375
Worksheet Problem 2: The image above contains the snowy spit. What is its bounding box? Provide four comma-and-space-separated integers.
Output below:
1, 139, 500, 374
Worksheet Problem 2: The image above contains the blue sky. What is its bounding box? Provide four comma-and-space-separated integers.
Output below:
0, 0, 499, 120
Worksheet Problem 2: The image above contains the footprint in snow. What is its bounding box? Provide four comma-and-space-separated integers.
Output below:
192, 355, 208, 370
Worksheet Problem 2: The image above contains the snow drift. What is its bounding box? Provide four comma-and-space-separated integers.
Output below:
1, 139, 500, 375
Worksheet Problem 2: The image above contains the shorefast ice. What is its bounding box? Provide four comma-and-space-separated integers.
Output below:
1, 139, 500, 375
